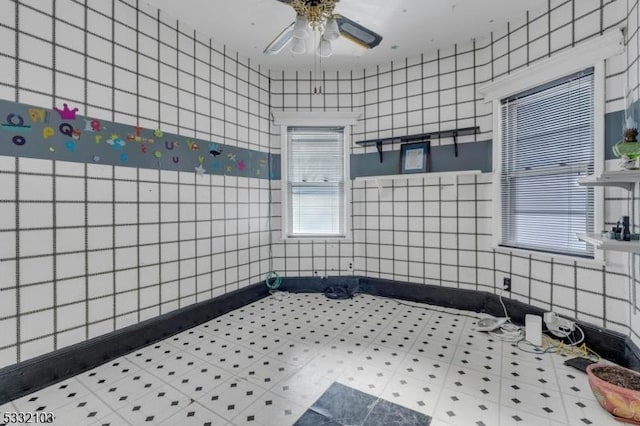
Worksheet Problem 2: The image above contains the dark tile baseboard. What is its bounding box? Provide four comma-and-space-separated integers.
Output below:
279, 276, 635, 369
1, 275, 636, 405
0, 282, 269, 405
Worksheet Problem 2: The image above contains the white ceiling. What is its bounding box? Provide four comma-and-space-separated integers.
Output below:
144, 0, 549, 72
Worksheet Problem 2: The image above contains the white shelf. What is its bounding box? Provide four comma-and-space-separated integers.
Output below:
353, 170, 482, 197
577, 170, 640, 190
354, 170, 482, 183
577, 233, 640, 253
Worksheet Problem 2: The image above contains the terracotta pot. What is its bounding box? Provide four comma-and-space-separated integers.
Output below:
587, 364, 640, 424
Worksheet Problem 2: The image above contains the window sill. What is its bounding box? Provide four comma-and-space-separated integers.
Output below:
492, 245, 605, 268
282, 236, 353, 243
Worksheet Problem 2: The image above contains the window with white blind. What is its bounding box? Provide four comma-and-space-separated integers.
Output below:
284, 126, 347, 238
500, 68, 595, 258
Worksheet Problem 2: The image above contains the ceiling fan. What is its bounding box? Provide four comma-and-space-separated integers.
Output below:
264, 0, 383, 57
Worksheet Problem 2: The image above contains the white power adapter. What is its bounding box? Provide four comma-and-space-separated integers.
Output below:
525, 314, 543, 346
543, 311, 575, 337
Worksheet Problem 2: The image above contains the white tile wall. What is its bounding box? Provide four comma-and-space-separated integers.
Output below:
0, 0, 272, 368
269, 0, 636, 345
1, 0, 637, 373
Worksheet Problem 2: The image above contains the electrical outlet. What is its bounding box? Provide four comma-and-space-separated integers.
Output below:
503, 277, 511, 292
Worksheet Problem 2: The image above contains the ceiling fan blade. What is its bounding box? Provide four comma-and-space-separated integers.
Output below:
334, 14, 382, 49
264, 22, 295, 55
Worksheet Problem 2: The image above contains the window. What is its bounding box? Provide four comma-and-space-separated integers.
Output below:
285, 126, 346, 237
479, 29, 623, 261
273, 111, 359, 240
500, 69, 595, 257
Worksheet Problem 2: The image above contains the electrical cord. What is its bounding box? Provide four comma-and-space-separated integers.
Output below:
268, 289, 290, 302
483, 289, 525, 341
324, 286, 356, 299
542, 323, 585, 347
516, 339, 556, 354
265, 270, 282, 290
488, 322, 524, 341
367, 293, 600, 358
498, 293, 510, 320
370, 294, 485, 320
373, 293, 527, 342
515, 324, 600, 362
267, 289, 603, 363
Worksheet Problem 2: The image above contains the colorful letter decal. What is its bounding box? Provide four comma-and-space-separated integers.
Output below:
28, 108, 45, 123
0, 100, 272, 179
2, 113, 31, 131
59, 123, 73, 137
42, 127, 55, 139
84, 118, 103, 132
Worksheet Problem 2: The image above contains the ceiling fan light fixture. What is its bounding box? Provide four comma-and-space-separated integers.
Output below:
263, 22, 295, 55
266, 1, 383, 58
323, 17, 340, 41
293, 15, 310, 39
291, 37, 306, 54
317, 36, 332, 57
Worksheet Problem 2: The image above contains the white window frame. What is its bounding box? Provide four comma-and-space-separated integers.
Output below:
478, 28, 624, 263
272, 111, 361, 241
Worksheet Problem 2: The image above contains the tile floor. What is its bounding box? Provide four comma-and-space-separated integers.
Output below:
0, 292, 620, 425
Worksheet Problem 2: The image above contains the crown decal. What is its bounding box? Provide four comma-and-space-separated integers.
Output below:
54, 103, 79, 120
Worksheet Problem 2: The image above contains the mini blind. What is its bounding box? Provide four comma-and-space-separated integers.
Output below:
287, 126, 345, 236
500, 68, 594, 257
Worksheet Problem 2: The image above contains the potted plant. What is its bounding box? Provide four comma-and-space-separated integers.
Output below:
586, 363, 640, 423
613, 128, 640, 170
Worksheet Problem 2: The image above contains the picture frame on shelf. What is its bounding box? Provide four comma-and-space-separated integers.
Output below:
400, 141, 430, 174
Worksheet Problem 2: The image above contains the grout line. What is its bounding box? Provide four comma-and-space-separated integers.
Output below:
547, 0, 552, 57
157, 169, 163, 314
136, 167, 141, 320
83, 162, 89, 340
209, 38, 214, 300
13, 0, 19, 103
550, 258, 555, 312
602, 264, 607, 328
112, 165, 117, 327
14, 157, 21, 363
52, 160, 58, 350
111, 0, 116, 123
574, 261, 578, 319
